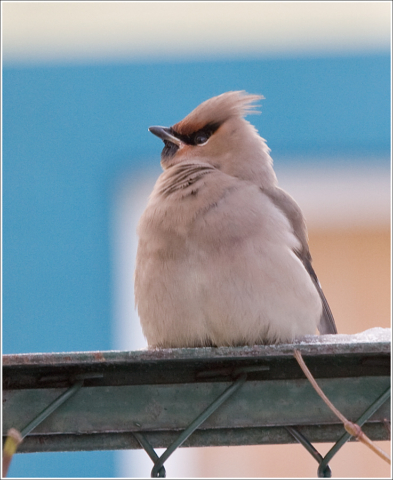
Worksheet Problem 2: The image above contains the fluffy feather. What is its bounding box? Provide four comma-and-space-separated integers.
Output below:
173, 91, 263, 135
135, 91, 337, 348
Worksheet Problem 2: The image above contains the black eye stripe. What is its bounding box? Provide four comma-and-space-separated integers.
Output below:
171, 122, 221, 146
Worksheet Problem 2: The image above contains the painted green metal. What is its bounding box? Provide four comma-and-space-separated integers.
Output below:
3, 376, 390, 434
285, 426, 332, 477
317, 385, 391, 477
7, 423, 389, 454
19, 380, 83, 438
150, 372, 248, 477
286, 385, 391, 477
2, 339, 391, 453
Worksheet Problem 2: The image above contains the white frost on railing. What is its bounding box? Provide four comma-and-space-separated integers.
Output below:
296, 327, 391, 345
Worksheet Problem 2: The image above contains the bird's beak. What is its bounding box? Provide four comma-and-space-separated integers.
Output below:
149, 126, 182, 147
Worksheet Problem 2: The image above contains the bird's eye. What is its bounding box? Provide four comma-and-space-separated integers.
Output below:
194, 131, 209, 145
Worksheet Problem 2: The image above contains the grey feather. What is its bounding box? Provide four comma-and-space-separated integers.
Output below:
265, 186, 338, 335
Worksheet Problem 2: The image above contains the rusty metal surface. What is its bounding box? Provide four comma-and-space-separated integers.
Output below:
3, 339, 391, 389
2, 338, 391, 453
3, 337, 391, 365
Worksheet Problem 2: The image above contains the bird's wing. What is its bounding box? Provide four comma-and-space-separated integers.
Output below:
265, 187, 338, 334
300, 253, 338, 334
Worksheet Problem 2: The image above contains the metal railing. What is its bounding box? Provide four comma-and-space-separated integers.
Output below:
3, 337, 391, 477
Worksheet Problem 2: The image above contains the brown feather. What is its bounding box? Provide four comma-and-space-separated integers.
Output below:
173, 91, 263, 135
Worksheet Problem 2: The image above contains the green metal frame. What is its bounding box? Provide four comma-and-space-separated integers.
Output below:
3, 338, 391, 477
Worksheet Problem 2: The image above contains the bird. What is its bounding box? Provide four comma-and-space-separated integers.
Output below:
134, 91, 337, 348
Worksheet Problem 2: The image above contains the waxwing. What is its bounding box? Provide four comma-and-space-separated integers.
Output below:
135, 91, 337, 348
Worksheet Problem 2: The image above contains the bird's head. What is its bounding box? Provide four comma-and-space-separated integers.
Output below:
149, 91, 276, 186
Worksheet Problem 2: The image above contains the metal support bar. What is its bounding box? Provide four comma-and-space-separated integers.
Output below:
285, 427, 332, 477
286, 386, 391, 478
3, 339, 390, 478
134, 372, 248, 478
19, 380, 84, 438
317, 386, 391, 477
133, 433, 166, 477
2, 379, 84, 477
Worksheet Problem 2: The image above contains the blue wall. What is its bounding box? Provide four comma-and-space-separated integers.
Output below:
2, 53, 390, 477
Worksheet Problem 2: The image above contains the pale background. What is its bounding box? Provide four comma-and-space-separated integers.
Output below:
2, 1, 391, 478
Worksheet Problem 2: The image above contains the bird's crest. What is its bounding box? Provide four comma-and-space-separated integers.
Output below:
173, 91, 263, 135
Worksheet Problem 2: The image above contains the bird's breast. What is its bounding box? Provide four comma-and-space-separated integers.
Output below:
135, 168, 321, 347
